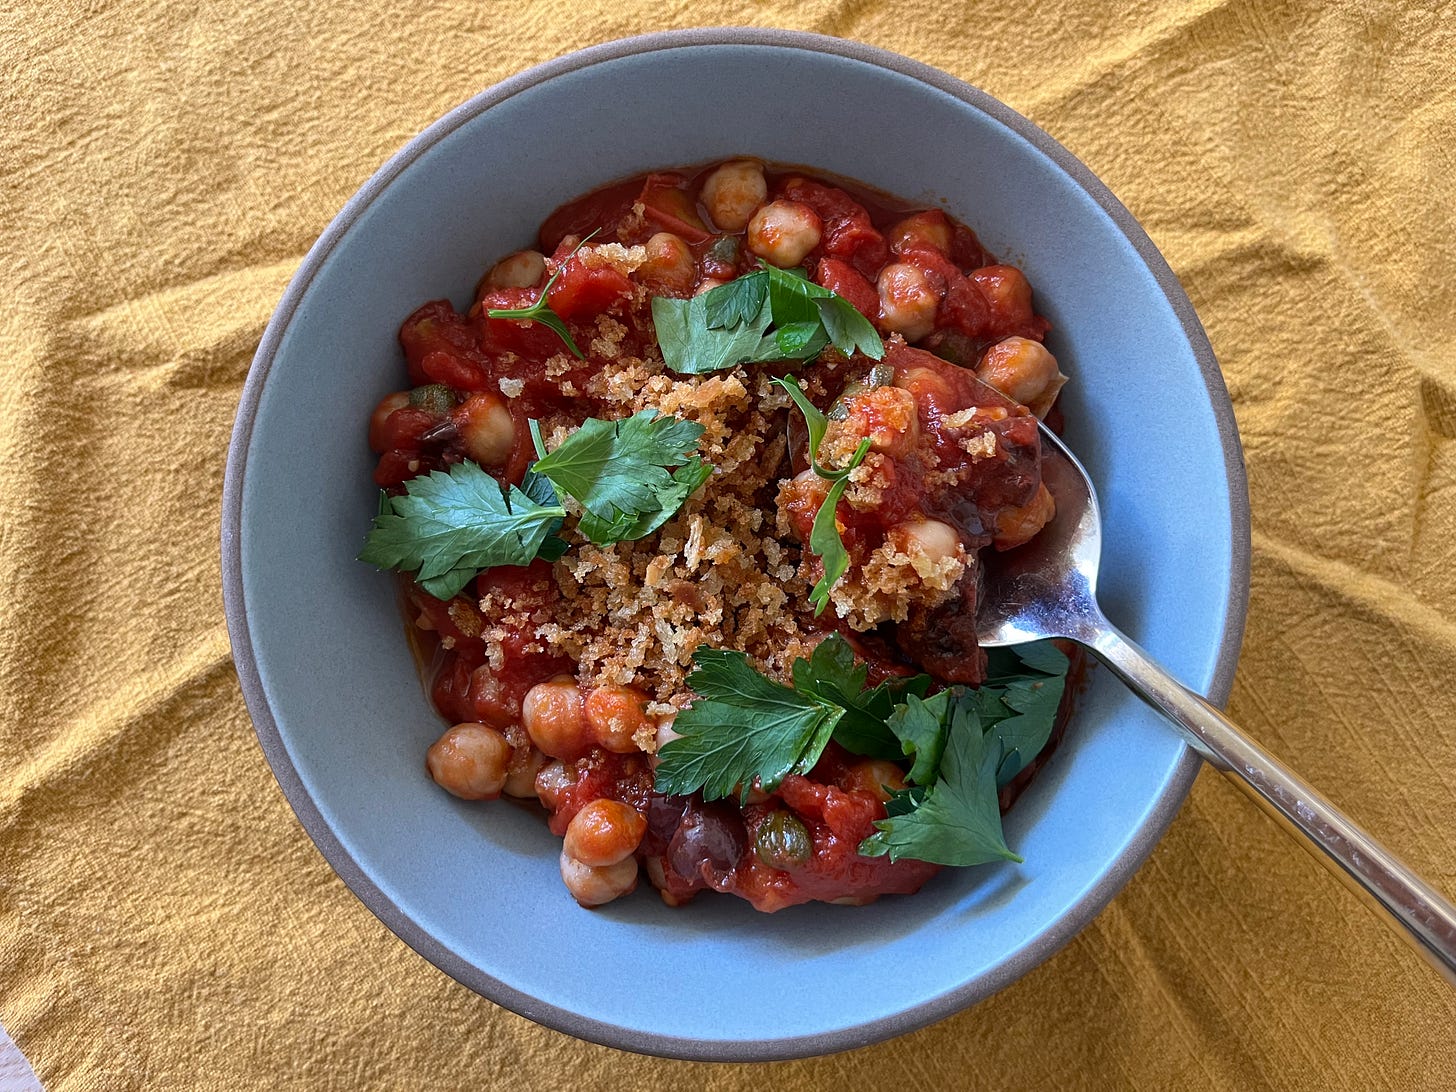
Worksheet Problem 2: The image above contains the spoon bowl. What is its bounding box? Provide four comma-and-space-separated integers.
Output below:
978, 428, 1102, 650
979, 424, 1456, 985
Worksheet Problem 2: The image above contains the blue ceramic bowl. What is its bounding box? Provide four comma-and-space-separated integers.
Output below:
223, 29, 1249, 1060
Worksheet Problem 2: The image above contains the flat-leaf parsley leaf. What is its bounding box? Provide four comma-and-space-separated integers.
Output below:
807, 438, 872, 614
774, 374, 872, 614
358, 461, 567, 599
654, 636, 1068, 869
652, 264, 884, 375
485, 230, 599, 359
653, 647, 843, 801
530, 409, 710, 542
859, 695, 1023, 867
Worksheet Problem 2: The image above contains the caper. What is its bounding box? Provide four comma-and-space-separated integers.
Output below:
754, 810, 812, 870
921, 329, 979, 369
827, 365, 890, 420
707, 235, 741, 264
409, 384, 456, 415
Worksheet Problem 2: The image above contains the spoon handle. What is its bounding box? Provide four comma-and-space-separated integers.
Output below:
1086, 622, 1456, 986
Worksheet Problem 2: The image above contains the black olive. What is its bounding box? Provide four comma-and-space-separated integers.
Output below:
667, 800, 747, 886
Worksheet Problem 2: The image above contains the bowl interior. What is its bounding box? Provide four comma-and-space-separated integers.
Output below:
228, 34, 1244, 1060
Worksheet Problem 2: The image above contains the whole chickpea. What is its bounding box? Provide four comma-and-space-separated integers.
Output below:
502, 745, 548, 799
892, 364, 954, 405
833, 385, 920, 460
692, 277, 727, 297
425, 723, 513, 800
563, 798, 648, 866
451, 392, 515, 466
559, 850, 639, 907
993, 483, 1056, 550
746, 200, 823, 268
890, 518, 962, 565
699, 160, 768, 232
584, 686, 652, 753
876, 262, 942, 342
843, 759, 909, 802
534, 759, 578, 811
368, 391, 411, 452
975, 336, 1065, 416
482, 249, 547, 289
637, 232, 697, 296
887, 210, 953, 256
522, 676, 590, 759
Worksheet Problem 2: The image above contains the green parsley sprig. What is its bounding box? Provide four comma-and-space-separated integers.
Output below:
653, 634, 1070, 868
359, 409, 712, 597
858, 699, 1020, 867
651, 263, 883, 375
773, 374, 873, 615
358, 462, 568, 600
529, 411, 713, 545
485, 230, 599, 359
652, 646, 844, 802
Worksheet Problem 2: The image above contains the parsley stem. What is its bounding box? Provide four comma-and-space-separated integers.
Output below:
485, 230, 600, 360
527, 418, 549, 460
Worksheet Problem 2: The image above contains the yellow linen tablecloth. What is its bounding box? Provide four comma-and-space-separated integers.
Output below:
3, 1, 1455, 1087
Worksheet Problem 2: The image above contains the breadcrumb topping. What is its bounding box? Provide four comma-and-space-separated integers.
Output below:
491, 315, 966, 708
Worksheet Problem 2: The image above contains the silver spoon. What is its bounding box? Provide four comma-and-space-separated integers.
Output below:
978, 425, 1456, 985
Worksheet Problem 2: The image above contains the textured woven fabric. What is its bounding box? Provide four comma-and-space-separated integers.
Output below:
2, 1, 1455, 1087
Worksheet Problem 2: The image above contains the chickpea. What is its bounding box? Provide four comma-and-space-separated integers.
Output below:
637, 232, 697, 296
425, 723, 512, 800
892, 364, 953, 404
778, 467, 831, 544
534, 759, 577, 810
887, 210, 953, 256
563, 798, 647, 866
890, 518, 962, 564
368, 391, 411, 452
843, 759, 908, 802
655, 715, 681, 751
649, 716, 681, 769
832, 385, 919, 460
584, 686, 651, 754
559, 850, 639, 907
877, 262, 941, 342
503, 745, 548, 798
692, 277, 727, 297
994, 483, 1056, 550
466, 664, 516, 729
522, 676, 590, 759
483, 249, 547, 289
976, 337, 1065, 417
746, 200, 823, 268
971, 265, 1035, 324
451, 392, 514, 466
699, 160, 768, 232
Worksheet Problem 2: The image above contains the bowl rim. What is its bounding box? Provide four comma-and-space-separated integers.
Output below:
221, 26, 1251, 1061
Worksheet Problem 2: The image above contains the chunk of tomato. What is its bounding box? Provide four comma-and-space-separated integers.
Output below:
815, 257, 878, 319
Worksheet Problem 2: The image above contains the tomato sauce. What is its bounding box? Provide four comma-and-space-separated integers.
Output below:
369, 160, 1071, 912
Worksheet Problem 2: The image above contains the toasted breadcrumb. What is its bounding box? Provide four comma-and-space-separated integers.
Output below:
482, 320, 964, 707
